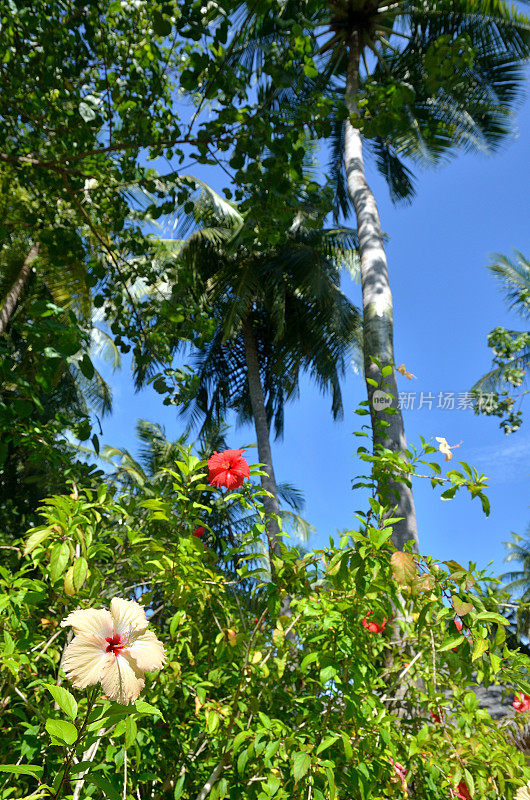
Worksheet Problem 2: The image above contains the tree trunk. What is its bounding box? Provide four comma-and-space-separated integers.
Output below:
0, 243, 39, 335
242, 315, 282, 557
344, 35, 418, 552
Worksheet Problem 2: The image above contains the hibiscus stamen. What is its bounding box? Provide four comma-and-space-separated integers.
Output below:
105, 634, 123, 655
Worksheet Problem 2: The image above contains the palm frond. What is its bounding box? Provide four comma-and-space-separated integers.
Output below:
488, 251, 530, 320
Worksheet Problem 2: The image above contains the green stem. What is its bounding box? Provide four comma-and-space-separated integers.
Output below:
52, 688, 98, 800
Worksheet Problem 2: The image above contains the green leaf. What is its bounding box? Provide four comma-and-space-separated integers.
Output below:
316, 735, 339, 755
300, 652, 318, 672
46, 718, 78, 745
134, 700, 164, 719
125, 716, 137, 748
341, 732, 353, 761
472, 637, 489, 662
438, 635, 465, 652
173, 775, 186, 800
265, 774, 281, 796
64, 566, 76, 597
79, 354, 95, 380
464, 769, 475, 796
72, 556, 88, 591
474, 612, 508, 625
443, 560, 466, 575
319, 665, 337, 683
44, 685, 78, 720
292, 752, 311, 782
153, 11, 172, 36
206, 708, 219, 733
479, 493, 490, 516
24, 529, 51, 555
489, 651, 502, 674
85, 773, 122, 800
0, 764, 43, 777
232, 731, 252, 752
453, 597, 474, 617
49, 541, 70, 583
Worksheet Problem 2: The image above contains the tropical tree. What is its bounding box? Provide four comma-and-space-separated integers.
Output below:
165, 183, 361, 554
0, 215, 119, 539
220, 0, 530, 551
0, 168, 93, 334
473, 251, 530, 433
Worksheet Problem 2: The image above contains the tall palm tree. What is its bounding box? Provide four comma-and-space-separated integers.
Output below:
221, 0, 530, 550
147, 181, 361, 555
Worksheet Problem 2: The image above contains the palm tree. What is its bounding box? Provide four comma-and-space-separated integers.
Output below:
223, 0, 530, 550
172, 185, 361, 555
473, 252, 529, 430
136, 180, 361, 555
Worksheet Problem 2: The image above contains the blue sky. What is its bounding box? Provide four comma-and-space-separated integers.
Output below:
96, 83, 530, 579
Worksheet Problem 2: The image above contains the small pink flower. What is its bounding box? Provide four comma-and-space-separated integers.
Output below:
61, 598, 166, 705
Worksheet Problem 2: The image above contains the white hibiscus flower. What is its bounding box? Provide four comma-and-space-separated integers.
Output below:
61, 598, 166, 705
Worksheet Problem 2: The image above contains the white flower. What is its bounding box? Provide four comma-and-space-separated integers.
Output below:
435, 436, 461, 462
61, 598, 166, 705
83, 178, 98, 204
515, 784, 530, 800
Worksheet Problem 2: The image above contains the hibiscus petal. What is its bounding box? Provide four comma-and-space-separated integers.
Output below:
224, 472, 238, 490
61, 634, 110, 688
128, 630, 166, 672
101, 651, 145, 705
61, 608, 113, 639
110, 598, 148, 635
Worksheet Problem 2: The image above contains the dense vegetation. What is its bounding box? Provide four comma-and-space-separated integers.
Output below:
1, 1, 530, 798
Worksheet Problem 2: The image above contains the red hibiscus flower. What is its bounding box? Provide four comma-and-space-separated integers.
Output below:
513, 693, 530, 713
453, 780, 471, 799
362, 611, 386, 634
193, 526, 205, 538
208, 448, 250, 490
429, 709, 443, 724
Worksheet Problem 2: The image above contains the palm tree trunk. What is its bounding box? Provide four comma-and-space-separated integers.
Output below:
344, 34, 418, 552
0, 243, 39, 335
242, 315, 282, 556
